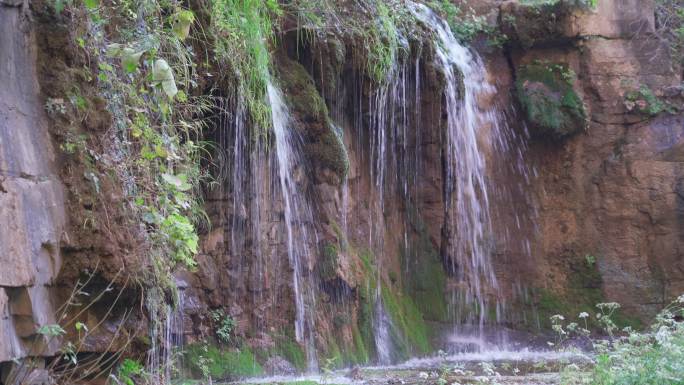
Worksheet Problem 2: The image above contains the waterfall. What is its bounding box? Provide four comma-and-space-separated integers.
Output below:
410, 3, 506, 346
267, 80, 318, 372
373, 292, 394, 365
146, 287, 185, 383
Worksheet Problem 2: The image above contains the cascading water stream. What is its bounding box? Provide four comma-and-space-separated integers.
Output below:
267, 79, 319, 372
410, 3, 505, 347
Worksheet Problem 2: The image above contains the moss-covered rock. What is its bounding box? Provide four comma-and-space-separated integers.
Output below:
380, 283, 431, 358
402, 209, 449, 322
515, 61, 587, 140
275, 54, 349, 183
352, 247, 433, 364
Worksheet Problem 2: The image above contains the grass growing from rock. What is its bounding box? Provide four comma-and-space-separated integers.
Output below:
210, 0, 282, 133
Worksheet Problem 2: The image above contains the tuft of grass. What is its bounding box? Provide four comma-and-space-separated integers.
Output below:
365, 1, 401, 83
210, 0, 282, 133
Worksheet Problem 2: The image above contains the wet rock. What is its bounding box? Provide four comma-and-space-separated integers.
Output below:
500, 0, 573, 49
263, 356, 297, 376
346, 365, 362, 380
274, 53, 349, 184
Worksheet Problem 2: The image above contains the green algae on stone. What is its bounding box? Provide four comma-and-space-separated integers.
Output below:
531, 253, 643, 331
515, 61, 587, 140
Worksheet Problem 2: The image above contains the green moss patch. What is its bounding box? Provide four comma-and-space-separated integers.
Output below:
381, 283, 431, 357
271, 332, 307, 370
402, 209, 449, 322
186, 343, 263, 380
515, 61, 587, 140
319, 242, 340, 281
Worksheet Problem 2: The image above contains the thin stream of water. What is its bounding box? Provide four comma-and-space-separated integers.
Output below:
268, 79, 319, 372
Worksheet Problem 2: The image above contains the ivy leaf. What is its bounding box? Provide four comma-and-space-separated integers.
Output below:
152, 59, 178, 99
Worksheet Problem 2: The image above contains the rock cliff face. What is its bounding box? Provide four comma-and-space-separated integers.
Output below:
498, 0, 684, 322
1, 0, 66, 365
1, 0, 683, 380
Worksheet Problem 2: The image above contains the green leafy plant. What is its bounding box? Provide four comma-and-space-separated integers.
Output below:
365, 1, 401, 83
210, 309, 237, 344
117, 359, 145, 385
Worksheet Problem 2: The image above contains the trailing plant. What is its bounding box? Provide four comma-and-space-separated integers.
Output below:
47, 0, 213, 285
115, 358, 145, 385
364, 1, 402, 83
